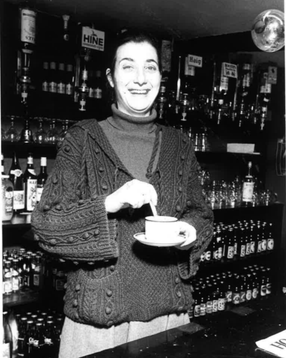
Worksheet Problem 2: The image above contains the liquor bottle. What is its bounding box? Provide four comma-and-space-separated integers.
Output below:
267, 222, 274, 251
242, 161, 254, 206
94, 70, 103, 99
42, 62, 49, 92
9, 152, 25, 213
2, 311, 12, 358
49, 61, 57, 93
36, 157, 48, 203
78, 67, 89, 111
11, 258, 20, 292
193, 285, 201, 318
1, 155, 14, 222
65, 64, 74, 96
23, 153, 37, 212
19, 2, 37, 54
20, 113, 33, 144
57, 62, 66, 94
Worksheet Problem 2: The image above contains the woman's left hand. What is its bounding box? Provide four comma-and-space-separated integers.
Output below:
176, 222, 197, 251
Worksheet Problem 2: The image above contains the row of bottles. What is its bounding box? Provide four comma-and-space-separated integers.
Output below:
2, 307, 64, 358
156, 56, 277, 138
3, 247, 67, 296
1, 153, 48, 220
201, 219, 274, 265
190, 264, 272, 318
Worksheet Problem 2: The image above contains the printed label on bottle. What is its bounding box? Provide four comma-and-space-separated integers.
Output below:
212, 299, 218, 312
240, 291, 246, 302
218, 298, 225, 311
49, 82, 57, 93
36, 187, 44, 203
250, 241, 256, 254
5, 188, 13, 213
58, 82, 66, 94
10, 169, 23, 177
206, 301, 213, 314
246, 289, 252, 301
66, 83, 73, 95
225, 291, 233, 303
261, 239, 267, 251
94, 87, 102, 99
227, 246, 234, 259
42, 81, 49, 92
233, 293, 240, 305
266, 283, 271, 295
26, 179, 37, 211
240, 244, 246, 258
194, 305, 200, 317
14, 190, 25, 210
200, 303, 206, 316
28, 168, 36, 175
267, 238, 274, 250
242, 182, 254, 202
252, 288, 258, 299
246, 243, 251, 256
20, 9, 36, 44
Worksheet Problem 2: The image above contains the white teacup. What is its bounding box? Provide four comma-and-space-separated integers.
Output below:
145, 216, 180, 242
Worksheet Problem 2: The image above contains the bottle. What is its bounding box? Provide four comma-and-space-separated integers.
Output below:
17, 316, 28, 358
19, 2, 37, 53
242, 161, 254, 205
65, 64, 74, 96
42, 61, 49, 92
94, 70, 103, 99
2, 311, 12, 358
11, 258, 20, 292
49, 61, 57, 93
1, 155, 14, 222
37, 157, 48, 203
267, 222, 274, 251
20, 115, 33, 144
9, 152, 25, 213
23, 153, 37, 212
57, 62, 66, 94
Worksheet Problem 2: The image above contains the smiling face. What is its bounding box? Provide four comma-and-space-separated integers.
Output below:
107, 41, 162, 117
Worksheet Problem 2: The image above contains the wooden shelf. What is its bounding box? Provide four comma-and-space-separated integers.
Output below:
3, 289, 40, 308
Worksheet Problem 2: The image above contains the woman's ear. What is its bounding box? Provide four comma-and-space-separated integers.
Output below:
106, 68, 114, 88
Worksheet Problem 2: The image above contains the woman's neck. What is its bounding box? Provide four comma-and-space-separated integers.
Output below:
108, 103, 157, 133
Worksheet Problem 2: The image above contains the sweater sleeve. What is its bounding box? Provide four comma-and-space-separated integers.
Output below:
31, 127, 119, 262
176, 142, 214, 280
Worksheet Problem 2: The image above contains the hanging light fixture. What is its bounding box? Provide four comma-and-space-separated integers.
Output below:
251, 9, 284, 52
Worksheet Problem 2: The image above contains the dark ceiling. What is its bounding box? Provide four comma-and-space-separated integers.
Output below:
4, 0, 285, 40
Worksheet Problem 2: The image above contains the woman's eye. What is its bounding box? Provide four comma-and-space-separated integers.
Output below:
145, 65, 158, 72
122, 65, 133, 70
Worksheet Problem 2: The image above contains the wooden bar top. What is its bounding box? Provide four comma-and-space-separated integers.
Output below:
82, 294, 286, 358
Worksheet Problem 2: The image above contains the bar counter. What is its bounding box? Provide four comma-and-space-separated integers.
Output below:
83, 294, 286, 358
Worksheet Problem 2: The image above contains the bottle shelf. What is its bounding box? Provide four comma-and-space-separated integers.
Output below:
3, 289, 40, 308
1, 142, 58, 159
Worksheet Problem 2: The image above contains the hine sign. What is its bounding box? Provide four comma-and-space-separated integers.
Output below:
82, 27, 105, 51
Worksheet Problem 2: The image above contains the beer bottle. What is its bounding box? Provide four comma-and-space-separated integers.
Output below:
199, 284, 207, 316
266, 267, 272, 295
206, 283, 213, 315
261, 222, 267, 253
226, 226, 234, 261
240, 274, 246, 303
238, 227, 246, 259
267, 222, 274, 251
193, 285, 201, 318
225, 273, 233, 305
260, 268, 267, 298
17, 316, 28, 357
217, 280, 226, 311
23, 153, 37, 212
245, 273, 253, 301
9, 152, 25, 213
251, 271, 259, 300
232, 274, 241, 305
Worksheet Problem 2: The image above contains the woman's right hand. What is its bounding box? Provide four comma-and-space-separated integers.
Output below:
105, 179, 157, 213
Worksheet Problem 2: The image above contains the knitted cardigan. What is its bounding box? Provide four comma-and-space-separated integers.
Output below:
31, 112, 214, 328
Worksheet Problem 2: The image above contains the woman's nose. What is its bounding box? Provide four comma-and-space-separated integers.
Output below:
134, 68, 147, 85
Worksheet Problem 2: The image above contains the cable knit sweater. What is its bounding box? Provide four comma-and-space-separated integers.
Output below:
31, 107, 214, 328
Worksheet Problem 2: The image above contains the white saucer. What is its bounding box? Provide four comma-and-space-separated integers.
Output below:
133, 232, 186, 247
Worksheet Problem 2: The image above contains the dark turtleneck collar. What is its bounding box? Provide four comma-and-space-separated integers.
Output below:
106, 103, 158, 134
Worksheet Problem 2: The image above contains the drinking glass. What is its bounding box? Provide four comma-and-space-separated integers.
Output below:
5, 115, 20, 142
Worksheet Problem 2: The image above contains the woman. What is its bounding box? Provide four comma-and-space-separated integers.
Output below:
31, 29, 214, 357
